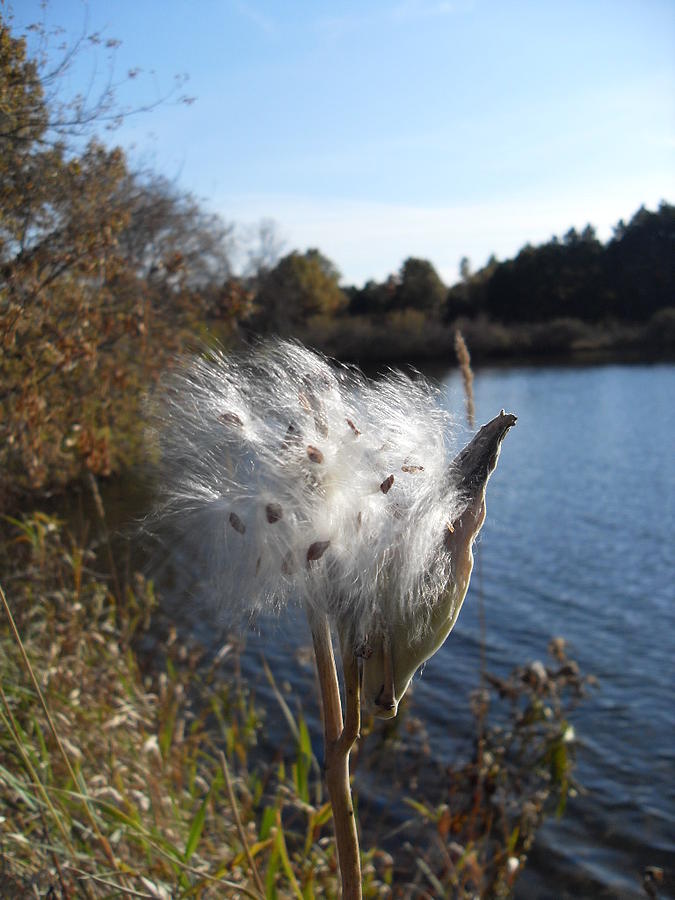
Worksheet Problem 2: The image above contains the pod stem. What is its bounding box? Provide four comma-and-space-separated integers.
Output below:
308, 609, 362, 898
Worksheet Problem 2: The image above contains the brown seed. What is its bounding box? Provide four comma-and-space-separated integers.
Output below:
307, 540, 331, 563
266, 502, 283, 523
219, 411, 243, 426
401, 464, 424, 473
306, 445, 324, 463
380, 474, 395, 494
346, 418, 361, 436
229, 512, 246, 534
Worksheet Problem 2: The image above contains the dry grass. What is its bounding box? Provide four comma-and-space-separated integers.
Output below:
0, 512, 587, 898
0, 514, 392, 898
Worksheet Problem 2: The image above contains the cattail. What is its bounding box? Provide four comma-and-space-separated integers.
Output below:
454, 329, 475, 428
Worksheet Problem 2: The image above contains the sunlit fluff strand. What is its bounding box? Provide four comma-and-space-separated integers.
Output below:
154, 340, 466, 644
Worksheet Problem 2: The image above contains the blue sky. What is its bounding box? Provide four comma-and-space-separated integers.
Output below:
12, 0, 675, 285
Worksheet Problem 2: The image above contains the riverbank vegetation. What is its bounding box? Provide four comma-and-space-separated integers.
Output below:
1, 511, 587, 896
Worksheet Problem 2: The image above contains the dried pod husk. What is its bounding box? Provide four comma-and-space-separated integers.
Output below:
361, 411, 516, 718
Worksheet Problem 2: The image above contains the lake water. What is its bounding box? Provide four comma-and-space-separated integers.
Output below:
434, 363, 675, 898
143, 361, 674, 897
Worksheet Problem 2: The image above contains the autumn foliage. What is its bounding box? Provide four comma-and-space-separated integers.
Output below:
0, 20, 237, 503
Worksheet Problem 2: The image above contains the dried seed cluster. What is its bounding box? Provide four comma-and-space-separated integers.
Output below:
154, 340, 465, 641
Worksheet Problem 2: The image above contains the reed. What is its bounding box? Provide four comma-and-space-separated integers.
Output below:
454, 329, 476, 428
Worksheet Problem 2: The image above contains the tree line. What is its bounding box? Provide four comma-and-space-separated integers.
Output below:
445, 211, 674, 325
243, 205, 673, 331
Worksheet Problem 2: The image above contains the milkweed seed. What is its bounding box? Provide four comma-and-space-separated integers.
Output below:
346, 419, 361, 436
266, 502, 283, 523
307, 445, 324, 463
307, 540, 331, 563
219, 411, 243, 426
401, 464, 424, 473
380, 474, 395, 494
229, 512, 246, 534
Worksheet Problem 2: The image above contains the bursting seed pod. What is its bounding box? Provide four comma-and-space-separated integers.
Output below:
359, 411, 516, 717
154, 340, 515, 714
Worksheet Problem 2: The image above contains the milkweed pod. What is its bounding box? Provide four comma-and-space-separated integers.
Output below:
361, 411, 517, 718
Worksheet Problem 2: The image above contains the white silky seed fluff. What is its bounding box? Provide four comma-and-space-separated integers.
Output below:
154, 339, 467, 643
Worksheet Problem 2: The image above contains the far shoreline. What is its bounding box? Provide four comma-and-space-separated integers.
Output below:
222, 310, 675, 373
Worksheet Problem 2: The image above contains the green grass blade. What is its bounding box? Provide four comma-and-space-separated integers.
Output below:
184, 792, 209, 862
